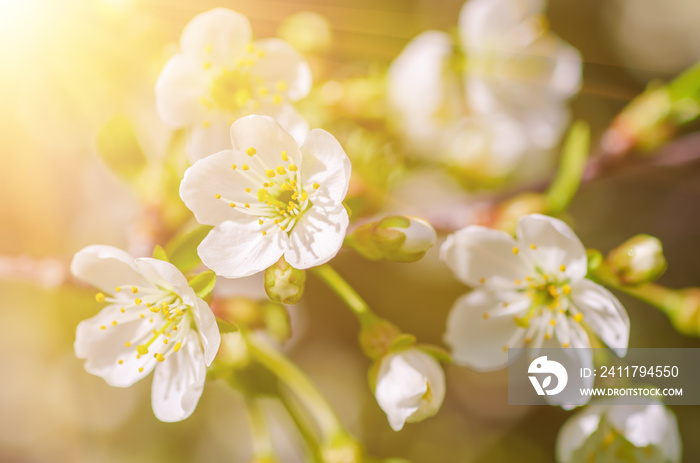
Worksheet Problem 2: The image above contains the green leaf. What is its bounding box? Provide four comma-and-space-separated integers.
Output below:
165, 225, 213, 273
545, 121, 590, 216
152, 245, 169, 262
188, 270, 216, 299
96, 115, 147, 183
417, 344, 452, 363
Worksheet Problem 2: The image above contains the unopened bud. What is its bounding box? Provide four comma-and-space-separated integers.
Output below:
264, 257, 306, 304
608, 234, 667, 284
359, 316, 402, 360
347, 216, 436, 263
668, 288, 700, 337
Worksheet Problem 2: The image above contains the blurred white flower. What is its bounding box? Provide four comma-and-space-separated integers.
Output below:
72, 245, 221, 422
374, 348, 446, 431
156, 8, 312, 162
387, 0, 581, 184
460, 0, 582, 148
441, 214, 629, 372
556, 398, 682, 463
180, 115, 351, 278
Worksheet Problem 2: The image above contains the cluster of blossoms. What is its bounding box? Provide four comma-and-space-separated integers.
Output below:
69, 2, 685, 461
388, 0, 581, 185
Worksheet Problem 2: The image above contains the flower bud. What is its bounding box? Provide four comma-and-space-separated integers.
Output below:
492, 192, 548, 234
264, 257, 306, 304
347, 216, 436, 263
608, 234, 667, 284
320, 434, 364, 463
374, 348, 445, 431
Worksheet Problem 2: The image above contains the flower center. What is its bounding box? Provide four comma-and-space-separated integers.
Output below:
95, 285, 193, 373
215, 147, 322, 236
200, 44, 287, 118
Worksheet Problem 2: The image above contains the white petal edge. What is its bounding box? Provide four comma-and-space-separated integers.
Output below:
299, 128, 351, 205
198, 220, 288, 278
516, 214, 587, 280
570, 279, 630, 357
151, 332, 207, 422
444, 290, 524, 371
440, 226, 529, 289
180, 8, 252, 66
71, 245, 149, 295
155, 54, 208, 128
284, 203, 349, 270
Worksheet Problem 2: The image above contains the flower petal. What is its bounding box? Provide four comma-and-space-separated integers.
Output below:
71, 245, 149, 295
440, 226, 529, 289
459, 0, 545, 48
388, 30, 453, 117
155, 54, 208, 129
180, 8, 251, 66
299, 129, 351, 205
186, 115, 233, 163
134, 258, 196, 306
151, 332, 207, 422
180, 149, 267, 226
74, 304, 158, 387
570, 279, 630, 357
229, 115, 302, 167
444, 290, 524, 371
273, 104, 310, 146
198, 220, 288, 278
193, 296, 221, 365
252, 38, 312, 101
516, 214, 587, 280
555, 405, 603, 462
284, 203, 348, 269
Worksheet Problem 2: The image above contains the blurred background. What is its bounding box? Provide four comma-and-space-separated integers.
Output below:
2, 0, 700, 461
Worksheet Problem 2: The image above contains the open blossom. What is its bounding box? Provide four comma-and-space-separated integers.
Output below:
72, 245, 221, 422
441, 214, 630, 373
156, 8, 312, 162
556, 399, 682, 463
387, 0, 581, 184
374, 348, 446, 431
180, 115, 351, 278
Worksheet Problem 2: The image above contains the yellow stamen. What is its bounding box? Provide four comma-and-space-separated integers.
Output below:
560, 264, 566, 272
574, 313, 583, 322
115, 286, 122, 292
265, 169, 275, 178
242, 165, 249, 171
276, 165, 286, 175
125, 342, 131, 347
562, 285, 571, 295
246, 147, 257, 156
135, 298, 142, 306
202, 120, 210, 128
231, 164, 237, 170
138, 367, 144, 373
313, 183, 320, 190
118, 359, 123, 364
281, 151, 288, 161
111, 320, 118, 326
230, 203, 236, 208
155, 353, 165, 362
120, 308, 126, 313
288, 164, 298, 171
530, 244, 536, 250
174, 342, 182, 352
214, 194, 221, 199
131, 286, 138, 294
95, 293, 106, 303
100, 325, 106, 330
512, 247, 519, 255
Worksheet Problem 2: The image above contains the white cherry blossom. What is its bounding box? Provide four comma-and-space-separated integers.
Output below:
374, 348, 446, 431
180, 115, 351, 278
72, 245, 221, 422
556, 398, 682, 463
441, 214, 630, 372
156, 8, 312, 162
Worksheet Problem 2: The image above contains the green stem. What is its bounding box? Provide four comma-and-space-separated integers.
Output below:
244, 396, 277, 463
545, 121, 590, 215
311, 264, 376, 326
589, 261, 683, 316
244, 332, 346, 441
277, 388, 324, 463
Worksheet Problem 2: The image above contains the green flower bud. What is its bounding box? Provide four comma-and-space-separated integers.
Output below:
608, 234, 667, 284
667, 288, 700, 337
347, 216, 436, 263
359, 316, 402, 360
264, 257, 306, 304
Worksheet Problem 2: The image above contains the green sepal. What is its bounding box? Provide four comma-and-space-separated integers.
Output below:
188, 270, 216, 299
152, 245, 169, 262
216, 317, 239, 334
165, 225, 213, 273
389, 333, 416, 351
587, 249, 604, 274
417, 344, 452, 363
